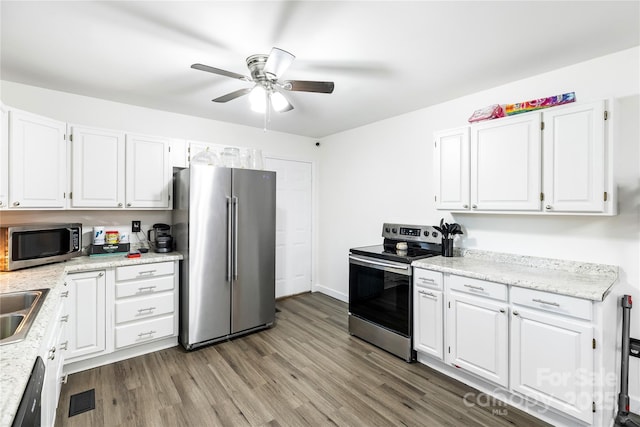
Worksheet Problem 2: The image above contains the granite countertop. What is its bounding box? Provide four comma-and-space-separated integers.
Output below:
412, 249, 618, 301
0, 252, 183, 427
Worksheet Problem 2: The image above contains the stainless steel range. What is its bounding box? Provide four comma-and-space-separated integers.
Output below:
348, 223, 442, 362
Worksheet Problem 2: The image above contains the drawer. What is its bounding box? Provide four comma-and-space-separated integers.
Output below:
115, 292, 175, 324
511, 286, 592, 321
115, 262, 174, 282
414, 268, 443, 290
115, 275, 175, 298
448, 274, 507, 301
114, 314, 175, 349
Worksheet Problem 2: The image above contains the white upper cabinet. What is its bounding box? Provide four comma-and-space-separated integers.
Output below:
471, 113, 542, 211
434, 127, 470, 210
542, 100, 610, 213
126, 133, 171, 208
9, 109, 67, 208
70, 125, 125, 208
0, 105, 8, 209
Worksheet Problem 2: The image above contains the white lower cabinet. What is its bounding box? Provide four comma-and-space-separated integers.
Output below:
510, 287, 594, 424
413, 269, 444, 360
445, 276, 509, 387
63, 261, 178, 373
40, 291, 70, 427
65, 270, 106, 361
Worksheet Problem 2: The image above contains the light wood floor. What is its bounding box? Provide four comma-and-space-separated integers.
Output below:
56, 292, 550, 427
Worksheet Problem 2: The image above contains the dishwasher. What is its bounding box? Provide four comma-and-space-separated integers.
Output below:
12, 356, 45, 427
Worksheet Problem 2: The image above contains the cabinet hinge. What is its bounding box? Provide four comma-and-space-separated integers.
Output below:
168, 194, 171, 201
604, 110, 608, 121
540, 121, 545, 131
540, 192, 544, 201
448, 346, 451, 354
168, 146, 171, 152
69, 134, 73, 142
593, 338, 596, 349
448, 301, 451, 309
63, 192, 66, 199
69, 192, 73, 200
604, 192, 608, 202
592, 401, 596, 412
434, 141, 437, 148
434, 195, 437, 202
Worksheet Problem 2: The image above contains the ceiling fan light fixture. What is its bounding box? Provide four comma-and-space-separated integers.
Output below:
270, 91, 290, 112
249, 85, 267, 113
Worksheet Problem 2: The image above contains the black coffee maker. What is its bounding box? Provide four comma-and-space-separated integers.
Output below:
148, 223, 174, 253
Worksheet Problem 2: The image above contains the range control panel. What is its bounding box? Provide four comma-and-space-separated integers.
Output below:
382, 223, 440, 243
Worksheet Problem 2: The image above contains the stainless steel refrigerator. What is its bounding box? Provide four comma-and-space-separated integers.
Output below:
173, 165, 276, 350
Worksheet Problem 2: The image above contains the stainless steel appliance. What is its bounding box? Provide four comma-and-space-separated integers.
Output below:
147, 223, 173, 253
349, 223, 442, 362
173, 165, 276, 350
12, 356, 45, 426
0, 223, 81, 271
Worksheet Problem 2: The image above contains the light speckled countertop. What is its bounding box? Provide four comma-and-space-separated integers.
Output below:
412, 249, 618, 301
0, 252, 182, 427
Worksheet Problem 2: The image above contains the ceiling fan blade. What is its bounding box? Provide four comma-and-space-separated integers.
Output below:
263, 47, 295, 78
212, 88, 251, 103
191, 63, 249, 81
283, 80, 335, 94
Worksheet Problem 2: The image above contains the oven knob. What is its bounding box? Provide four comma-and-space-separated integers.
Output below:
432, 231, 438, 238
391, 228, 397, 233
385, 227, 390, 233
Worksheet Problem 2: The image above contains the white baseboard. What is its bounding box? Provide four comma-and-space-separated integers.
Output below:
312, 283, 348, 302
631, 394, 640, 414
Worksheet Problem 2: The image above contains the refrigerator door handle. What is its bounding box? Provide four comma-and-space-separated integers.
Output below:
226, 196, 232, 282
233, 196, 239, 280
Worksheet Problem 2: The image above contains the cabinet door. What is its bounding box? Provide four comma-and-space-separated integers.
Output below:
169, 138, 187, 168
41, 299, 67, 427
446, 292, 509, 387
471, 114, 541, 211
126, 133, 171, 208
0, 105, 8, 209
414, 287, 444, 360
542, 100, 606, 213
434, 127, 470, 210
8, 109, 67, 208
510, 307, 593, 424
66, 271, 106, 360
71, 125, 125, 208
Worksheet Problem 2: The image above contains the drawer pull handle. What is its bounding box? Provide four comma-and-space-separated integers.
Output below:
418, 290, 436, 298
137, 307, 157, 313
419, 277, 435, 283
137, 286, 157, 292
60, 291, 69, 298
532, 298, 560, 307
464, 284, 485, 291
138, 330, 156, 338
60, 341, 68, 351
138, 270, 156, 276
60, 315, 69, 322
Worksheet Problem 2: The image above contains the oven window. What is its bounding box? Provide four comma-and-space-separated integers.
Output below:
12, 229, 71, 260
349, 262, 410, 336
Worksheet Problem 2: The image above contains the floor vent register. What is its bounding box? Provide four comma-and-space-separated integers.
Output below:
68, 389, 95, 417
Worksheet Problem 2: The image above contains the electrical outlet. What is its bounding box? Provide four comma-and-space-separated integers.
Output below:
132, 220, 141, 232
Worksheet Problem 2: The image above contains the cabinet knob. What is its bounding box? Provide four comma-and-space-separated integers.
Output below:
513, 311, 519, 316
545, 205, 552, 210
98, 272, 104, 277
471, 204, 477, 209
499, 309, 506, 313
463, 204, 469, 209
127, 203, 132, 207
12, 201, 20, 207
118, 202, 123, 207
0, 201, 3, 206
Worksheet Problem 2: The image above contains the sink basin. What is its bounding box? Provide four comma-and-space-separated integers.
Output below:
0, 289, 49, 345
0, 314, 25, 340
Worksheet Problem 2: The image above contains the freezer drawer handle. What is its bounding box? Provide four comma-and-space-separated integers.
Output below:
532, 298, 560, 307
137, 307, 156, 314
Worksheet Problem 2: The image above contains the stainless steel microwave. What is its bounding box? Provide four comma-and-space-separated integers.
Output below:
0, 223, 82, 271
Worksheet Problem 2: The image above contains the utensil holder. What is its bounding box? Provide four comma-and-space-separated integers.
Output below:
442, 238, 454, 257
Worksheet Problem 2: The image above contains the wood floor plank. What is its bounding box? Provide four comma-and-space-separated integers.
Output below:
56, 292, 551, 427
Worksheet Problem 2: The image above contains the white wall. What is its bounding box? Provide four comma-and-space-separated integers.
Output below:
316, 47, 640, 408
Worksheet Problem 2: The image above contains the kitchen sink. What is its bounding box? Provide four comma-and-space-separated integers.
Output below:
0, 289, 49, 345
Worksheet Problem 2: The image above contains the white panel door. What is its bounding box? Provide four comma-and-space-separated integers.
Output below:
471, 113, 541, 211
511, 307, 593, 424
414, 287, 444, 360
8, 109, 67, 208
66, 271, 106, 360
0, 105, 8, 209
126, 133, 171, 208
265, 157, 312, 298
542, 100, 605, 213
70, 125, 125, 208
434, 127, 470, 210
446, 292, 509, 387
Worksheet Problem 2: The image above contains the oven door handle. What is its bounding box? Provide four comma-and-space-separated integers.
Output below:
349, 255, 410, 271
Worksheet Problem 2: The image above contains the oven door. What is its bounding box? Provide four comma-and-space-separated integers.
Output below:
348, 254, 412, 337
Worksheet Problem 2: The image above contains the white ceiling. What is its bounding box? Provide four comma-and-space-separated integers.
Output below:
1, 1, 639, 138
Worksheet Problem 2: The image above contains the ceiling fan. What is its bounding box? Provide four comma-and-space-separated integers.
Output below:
191, 47, 334, 113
